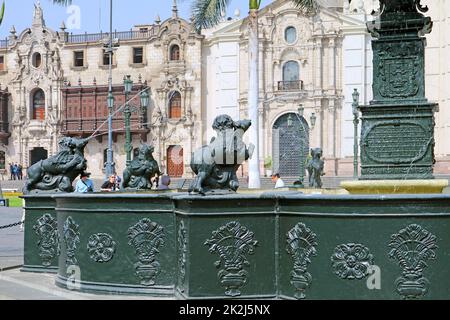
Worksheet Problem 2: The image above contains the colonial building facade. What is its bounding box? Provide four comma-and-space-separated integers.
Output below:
0, 2, 203, 178
0, 0, 449, 179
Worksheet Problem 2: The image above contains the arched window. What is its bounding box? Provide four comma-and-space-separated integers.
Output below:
169, 91, 182, 119
285, 26, 297, 44
32, 89, 45, 120
283, 61, 299, 82
170, 44, 180, 61
32, 52, 42, 68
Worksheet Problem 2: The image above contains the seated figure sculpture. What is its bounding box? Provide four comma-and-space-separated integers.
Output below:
189, 115, 254, 195
122, 144, 161, 190
307, 148, 325, 189
23, 137, 89, 194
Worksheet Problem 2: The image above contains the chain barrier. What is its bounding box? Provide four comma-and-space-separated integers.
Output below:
0, 221, 24, 230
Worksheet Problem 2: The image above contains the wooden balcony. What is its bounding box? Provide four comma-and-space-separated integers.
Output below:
61, 83, 149, 141
0, 89, 10, 145
277, 80, 304, 91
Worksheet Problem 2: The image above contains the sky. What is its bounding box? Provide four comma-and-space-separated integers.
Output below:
0, 0, 273, 38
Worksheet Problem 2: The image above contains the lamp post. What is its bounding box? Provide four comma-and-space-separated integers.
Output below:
352, 88, 360, 179
310, 112, 317, 129
122, 75, 150, 167
293, 104, 306, 187
123, 75, 133, 166
104, 0, 116, 179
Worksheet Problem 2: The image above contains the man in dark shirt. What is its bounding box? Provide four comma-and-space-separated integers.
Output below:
101, 175, 117, 192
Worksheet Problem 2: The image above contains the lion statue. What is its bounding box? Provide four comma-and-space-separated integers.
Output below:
189, 114, 254, 195
23, 137, 89, 194
122, 144, 161, 190
307, 148, 325, 189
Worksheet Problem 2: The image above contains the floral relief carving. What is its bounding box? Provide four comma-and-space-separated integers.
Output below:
331, 243, 374, 280
63, 217, 80, 266
389, 224, 438, 299
128, 219, 165, 286
87, 233, 117, 263
204, 221, 258, 297
286, 223, 318, 299
33, 214, 60, 267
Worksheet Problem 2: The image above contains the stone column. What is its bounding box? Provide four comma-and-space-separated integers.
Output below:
329, 38, 336, 91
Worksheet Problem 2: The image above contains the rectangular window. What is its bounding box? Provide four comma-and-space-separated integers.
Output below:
0, 56, 4, 71
74, 51, 84, 67
133, 47, 143, 64
103, 50, 112, 66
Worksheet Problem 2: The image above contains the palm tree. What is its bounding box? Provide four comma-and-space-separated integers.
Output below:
191, 0, 318, 188
0, 0, 72, 26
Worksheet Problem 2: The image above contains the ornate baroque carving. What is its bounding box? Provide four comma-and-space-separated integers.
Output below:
128, 219, 165, 286
376, 42, 421, 99
204, 221, 258, 297
331, 243, 374, 280
286, 223, 318, 299
389, 224, 438, 299
33, 214, 60, 267
63, 217, 80, 266
87, 233, 117, 263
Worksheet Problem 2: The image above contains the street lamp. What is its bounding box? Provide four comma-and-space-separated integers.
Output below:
104, 0, 119, 179
310, 113, 317, 129
298, 104, 304, 118
123, 75, 133, 166
123, 75, 150, 167
352, 88, 360, 179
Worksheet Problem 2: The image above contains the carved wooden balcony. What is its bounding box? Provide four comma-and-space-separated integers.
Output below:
61, 83, 149, 142
0, 89, 11, 145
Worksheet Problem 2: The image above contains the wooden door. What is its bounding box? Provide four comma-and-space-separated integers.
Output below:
167, 145, 183, 177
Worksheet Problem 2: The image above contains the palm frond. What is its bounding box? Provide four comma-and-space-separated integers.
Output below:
291, 0, 319, 12
0, 2, 5, 26
191, 0, 231, 32
52, 0, 73, 5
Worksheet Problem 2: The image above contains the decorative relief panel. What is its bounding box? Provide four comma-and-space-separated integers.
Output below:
331, 243, 374, 280
63, 217, 80, 266
87, 233, 117, 263
128, 219, 165, 286
375, 41, 423, 99
286, 223, 317, 299
204, 221, 258, 297
389, 224, 437, 299
33, 214, 60, 267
